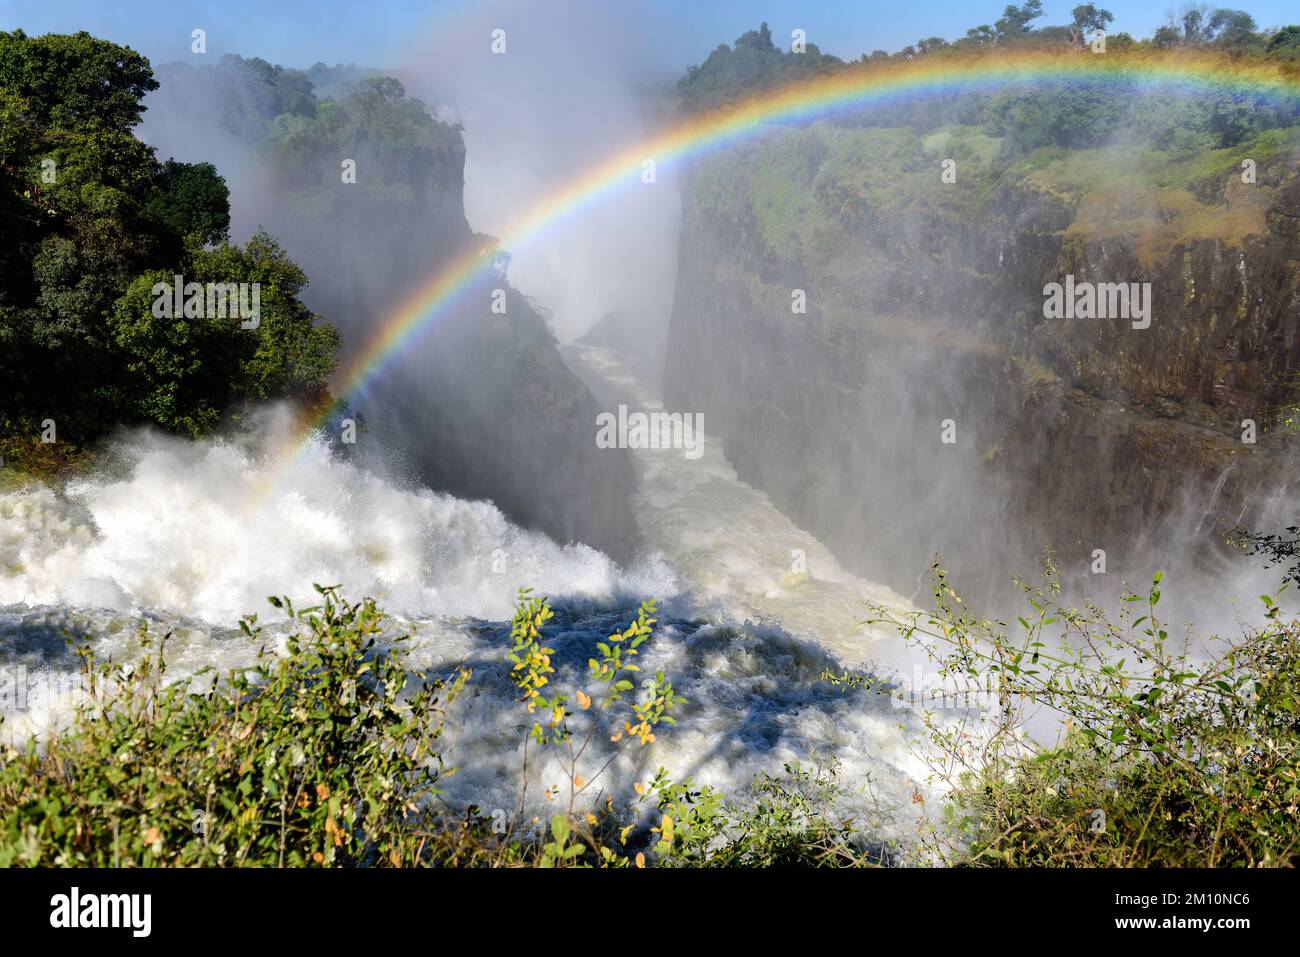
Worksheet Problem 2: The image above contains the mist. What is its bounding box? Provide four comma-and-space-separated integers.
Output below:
130, 1, 689, 559
400, 0, 682, 355
130, 17, 1300, 639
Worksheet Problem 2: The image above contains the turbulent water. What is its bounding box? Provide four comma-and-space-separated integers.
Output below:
0, 355, 954, 854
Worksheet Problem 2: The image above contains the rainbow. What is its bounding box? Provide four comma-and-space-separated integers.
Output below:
251, 49, 1300, 503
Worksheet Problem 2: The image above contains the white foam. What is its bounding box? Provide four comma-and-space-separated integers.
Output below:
0, 402, 938, 853
0, 426, 677, 623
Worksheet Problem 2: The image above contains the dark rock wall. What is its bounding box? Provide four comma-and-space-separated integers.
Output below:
665, 140, 1300, 601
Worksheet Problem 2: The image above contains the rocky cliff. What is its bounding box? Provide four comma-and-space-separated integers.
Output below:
664, 122, 1300, 600
147, 63, 642, 558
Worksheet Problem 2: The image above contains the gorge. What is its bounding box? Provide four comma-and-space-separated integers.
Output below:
3, 5, 1300, 872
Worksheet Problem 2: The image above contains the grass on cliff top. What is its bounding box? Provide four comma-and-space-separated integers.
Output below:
693, 122, 1298, 269
693, 123, 1006, 262
1024, 126, 1298, 195
1066, 184, 1273, 269
1026, 126, 1299, 266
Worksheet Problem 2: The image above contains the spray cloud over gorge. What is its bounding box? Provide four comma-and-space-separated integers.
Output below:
126, 3, 1298, 633
406, 0, 682, 351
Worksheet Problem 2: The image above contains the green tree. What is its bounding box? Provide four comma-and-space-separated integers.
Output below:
677, 22, 844, 110
1208, 9, 1262, 50
143, 160, 231, 250
1268, 25, 1300, 54
995, 1, 1045, 39
1067, 4, 1114, 47
1153, 24, 1183, 47
108, 231, 338, 436
0, 29, 157, 132
0, 30, 337, 458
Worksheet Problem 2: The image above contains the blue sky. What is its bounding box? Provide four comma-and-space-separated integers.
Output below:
1, 0, 1297, 72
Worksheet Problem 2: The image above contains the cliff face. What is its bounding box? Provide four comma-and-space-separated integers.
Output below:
141, 62, 640, 557
664, 123, 1300, 599
250, 94, 640, 558
316, 135, 641, 560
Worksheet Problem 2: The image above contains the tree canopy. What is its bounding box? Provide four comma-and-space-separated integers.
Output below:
0, 30, 337, 459
677, 7, 1300, 113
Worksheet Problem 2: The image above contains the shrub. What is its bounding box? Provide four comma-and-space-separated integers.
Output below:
866, 565, 1300, 867
643, 760, 875, 867
0, 586, 467, 866
0, 586, 868, 867
6, 568, 1296, 868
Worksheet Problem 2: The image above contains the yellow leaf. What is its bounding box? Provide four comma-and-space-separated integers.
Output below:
576, 690, 591, 710
635, 852, 645, 868
574, 775, 586, 789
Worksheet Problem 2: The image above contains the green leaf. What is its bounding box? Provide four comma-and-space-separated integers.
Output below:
550, 814, 570, 844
